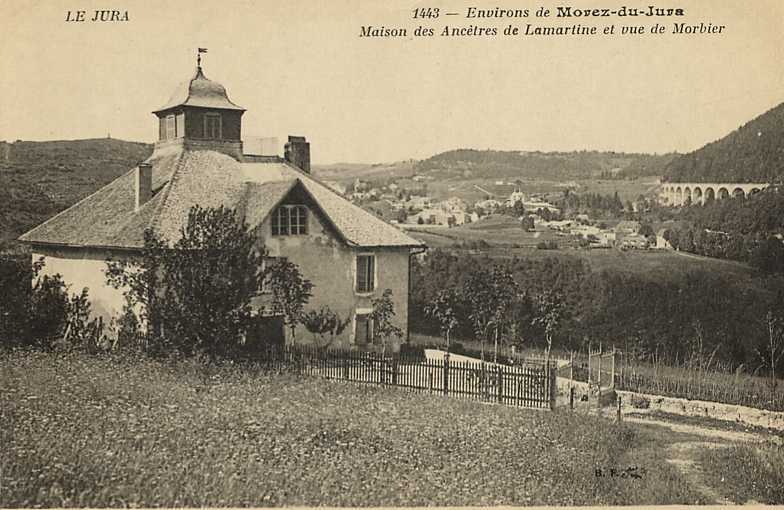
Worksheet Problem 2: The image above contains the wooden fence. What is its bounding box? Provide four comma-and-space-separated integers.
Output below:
259, 345, 557, 410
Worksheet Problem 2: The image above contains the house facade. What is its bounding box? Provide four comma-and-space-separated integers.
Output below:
19, 61, 425, 351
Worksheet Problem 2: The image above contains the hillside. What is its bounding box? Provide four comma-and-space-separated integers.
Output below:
414, 149, 676, 181
312, 161, 416, 183
0, 138, 153, 246
664, 102, 784, 183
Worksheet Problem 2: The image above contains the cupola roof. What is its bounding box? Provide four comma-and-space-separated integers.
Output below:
153, 65, 245, 114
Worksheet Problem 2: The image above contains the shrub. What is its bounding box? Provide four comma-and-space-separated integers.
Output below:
399, 342, 425, 360
629, 394, 651, 409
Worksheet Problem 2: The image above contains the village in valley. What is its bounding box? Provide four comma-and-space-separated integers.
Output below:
330, 173, 662, 251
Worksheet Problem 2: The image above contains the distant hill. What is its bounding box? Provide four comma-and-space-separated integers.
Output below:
664, 102, 784, 183
0, 138, 153, 247
314, 150, 675, 186
414, 149, 675, 181
313, 161, 416, 183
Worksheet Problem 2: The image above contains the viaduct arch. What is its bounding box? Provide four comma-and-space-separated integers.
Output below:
660, 182, 769, 206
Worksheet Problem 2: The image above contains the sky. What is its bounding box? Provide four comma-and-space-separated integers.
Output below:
1, 0, 783, 164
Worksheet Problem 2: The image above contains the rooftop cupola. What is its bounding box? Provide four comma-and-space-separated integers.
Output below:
152, 50, 245, 159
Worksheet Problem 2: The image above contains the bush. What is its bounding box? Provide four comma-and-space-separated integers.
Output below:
629, 394, 651, 409
399, 342, 425, 360
1, 255, 94, 350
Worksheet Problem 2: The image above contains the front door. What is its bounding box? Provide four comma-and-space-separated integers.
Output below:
245, 315, 286, 355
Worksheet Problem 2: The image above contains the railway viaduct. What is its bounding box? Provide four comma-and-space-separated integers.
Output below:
659, 182, 769, 206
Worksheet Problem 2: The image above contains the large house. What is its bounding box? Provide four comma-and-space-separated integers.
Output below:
19, 60, 425, 350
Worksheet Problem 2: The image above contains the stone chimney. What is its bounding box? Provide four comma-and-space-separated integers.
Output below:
284, 136, 310, 173
135, 163, 152, 211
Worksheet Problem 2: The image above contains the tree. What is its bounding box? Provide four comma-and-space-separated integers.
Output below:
758, 310, 784, 392
264, 259, 314, 347
750, 236, 784, 274
425, 288, 462, 352
463, 266, 518, 363
302, 306, 350, 348
638, 223, 655, 239
106, 205, 266, 358
370, 289, 403, 356
532, 290, 564, 358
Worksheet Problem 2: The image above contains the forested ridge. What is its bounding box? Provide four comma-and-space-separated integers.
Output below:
415, 149, 675, 180
664, 102, 784, 183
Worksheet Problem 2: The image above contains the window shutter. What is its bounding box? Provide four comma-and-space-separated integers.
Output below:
367, 255, 375, 291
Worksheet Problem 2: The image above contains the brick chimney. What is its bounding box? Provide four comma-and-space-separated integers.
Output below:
284, 136, 310, 173
135, 163, 152, 211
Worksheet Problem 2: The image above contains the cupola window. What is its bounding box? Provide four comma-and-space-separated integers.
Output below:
165, 115, 176, 139
204, 113, 222, 139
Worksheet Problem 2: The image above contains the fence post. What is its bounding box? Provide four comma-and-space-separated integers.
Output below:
569, 351, 574, 388
587, 349, 592, 385
597, 351, 602, 389
611, 347, 616, 389
428, 369, 434, 394
392, 356, 399, 386
443, 352, 450, 397
549, 363, 556, 410
569, 386, 575, 410
496, 367, 503, 403
617, 395, 622, 423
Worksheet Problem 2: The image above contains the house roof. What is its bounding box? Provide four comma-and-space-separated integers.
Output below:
153, 66, 245, 114
19, 147, 424, 250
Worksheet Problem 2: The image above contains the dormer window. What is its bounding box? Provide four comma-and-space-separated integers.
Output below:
204, 113, 222, 139
271, 205, 308, 236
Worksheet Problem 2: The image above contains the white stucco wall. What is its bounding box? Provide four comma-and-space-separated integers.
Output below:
32, 246, 132, 326
258, 205, 412, 351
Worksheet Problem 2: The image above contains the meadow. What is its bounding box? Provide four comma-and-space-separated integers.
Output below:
1, 349, 701, 507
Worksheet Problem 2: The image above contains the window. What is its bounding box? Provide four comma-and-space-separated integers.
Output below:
271, 205, 308, 236
204, 113, 222, 139
355, 313, 374, 345
356, 254, 375, 293
165, 115, 176, 139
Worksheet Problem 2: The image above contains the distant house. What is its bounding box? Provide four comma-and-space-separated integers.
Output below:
615, 220, 641, 234
18, 59, 425, 351
547, 220, 573, 232
408, 208, 458, 226
619, 233, 648, 249
656, 229, 673, 250
524, 201, 560, 214
506, 190, 526, 206
475, 199, 502, 211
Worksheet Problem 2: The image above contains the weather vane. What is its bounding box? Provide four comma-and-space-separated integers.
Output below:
197, 47, 208, 68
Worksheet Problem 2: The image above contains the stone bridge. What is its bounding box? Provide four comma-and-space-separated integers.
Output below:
659, 182, 769, 206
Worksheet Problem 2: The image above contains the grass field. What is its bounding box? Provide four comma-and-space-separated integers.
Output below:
699, 442, 784, 504
1, 350, 703, 507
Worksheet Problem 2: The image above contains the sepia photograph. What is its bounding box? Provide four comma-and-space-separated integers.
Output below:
1, 0, 783, 507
